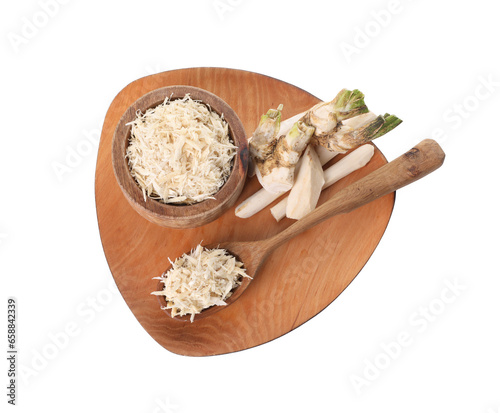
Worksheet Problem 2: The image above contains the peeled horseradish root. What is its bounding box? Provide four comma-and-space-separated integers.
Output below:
271, 144, 376, 222
285, 145, 325, 220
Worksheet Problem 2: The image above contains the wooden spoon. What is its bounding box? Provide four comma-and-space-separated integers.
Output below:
157, 139, 445, 321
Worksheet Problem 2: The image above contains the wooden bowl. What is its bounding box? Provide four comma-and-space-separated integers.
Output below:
111, 85, 248, 229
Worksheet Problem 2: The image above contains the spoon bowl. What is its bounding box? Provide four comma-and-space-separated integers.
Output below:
155, 240, 266, 321
156, 139, 445, 321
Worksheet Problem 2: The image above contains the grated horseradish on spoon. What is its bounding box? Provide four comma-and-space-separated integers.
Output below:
152, 244, 250, 322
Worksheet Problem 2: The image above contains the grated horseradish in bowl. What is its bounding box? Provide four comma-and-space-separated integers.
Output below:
112, 85, 248, 229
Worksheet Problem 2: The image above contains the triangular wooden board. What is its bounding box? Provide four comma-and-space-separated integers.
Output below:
95, 68, 395, 356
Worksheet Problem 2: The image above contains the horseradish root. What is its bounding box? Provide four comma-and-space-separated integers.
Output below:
235, 143, 336, 218
303, 88, 369, 148
249, 105, 283, 163
323, 113, 402, 152
250, 89, 367, 193
235, 111, 398, 218
285, 145, 325, 220
248, 110, 305, 177
270, 144, 375, 222
255, 121, 315, 193
239, 88, 402, 219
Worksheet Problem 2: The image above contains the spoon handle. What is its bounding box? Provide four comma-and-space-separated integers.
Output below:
265, 139, 445, 250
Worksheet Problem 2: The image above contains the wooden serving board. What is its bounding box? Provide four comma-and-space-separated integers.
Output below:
95, 68, 395, 356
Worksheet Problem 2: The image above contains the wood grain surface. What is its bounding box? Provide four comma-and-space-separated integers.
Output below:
95, 68, 395, 356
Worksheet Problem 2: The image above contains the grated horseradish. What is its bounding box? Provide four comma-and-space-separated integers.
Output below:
152, 244, 249, 322
126, 95, 237, 204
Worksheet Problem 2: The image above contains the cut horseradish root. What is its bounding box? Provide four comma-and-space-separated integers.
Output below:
236, 102, 401, 219
152, 244, 250, 322
126, 95, 237, 205
285, 145, 325, 220
271, 144, 375, 222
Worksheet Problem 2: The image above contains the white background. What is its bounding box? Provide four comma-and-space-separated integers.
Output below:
2, 0, 499, 412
